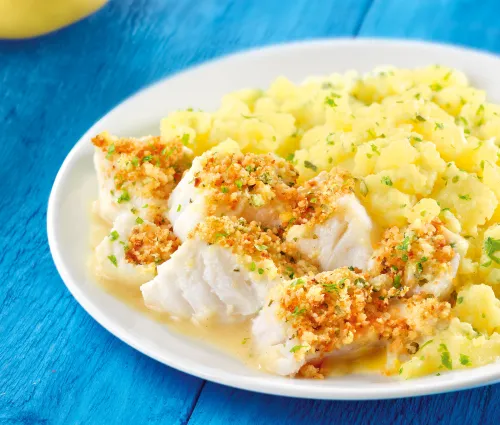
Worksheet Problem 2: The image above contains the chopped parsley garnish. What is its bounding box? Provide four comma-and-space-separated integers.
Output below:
435, 122, 444, 130
439, 343, 453, 370
459, 354, 471, 366
181, 133, 190, 145
177, 204, 181, 212
109, 230, 120, 241
476, 104, 485, 115
415, 114, 426, 122
359, 180, 368, 197
290, 278, 305, 287
221, 186, 229, 193
419, 339, 434, 351
131, 156, 139, 167
452, 175, 459, 183
117, 191, 130, 204
290, 345, 307, 353
324, 92, 341, 107
393, 274, 402, 289
135, 217, 144, 224
215, 232, 228, 239
370, 143, 380, 155
255, 244, 268, 251
286, 153, 295, 162
458, 194, 471, 201
107, 255, 118, 267
381, 176, 393, 186
354, 278, 366, 288
484, 237, 500, 264
249, 262, 256, 272
292, 306, 306, 316
106, 143, 115, 159
235, 179, 243, 189
304, 160, 318, 171
326, 133, 335, 145
397, 236, 410, 251
241, 337, 250, 345
429, 83, 443, 92
142, 204, 149, 208
142, 155, 153, 162
412, 136, 423, 142
323, 283, 339, 293
258, 268, 264, 275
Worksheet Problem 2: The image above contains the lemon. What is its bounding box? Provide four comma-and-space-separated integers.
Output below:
0, 0, 108, 39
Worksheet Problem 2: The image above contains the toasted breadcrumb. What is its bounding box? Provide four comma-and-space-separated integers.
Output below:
125, 220, 180, 267
369, 218, 455, 290
194, 151, 299, 219
273, 268, 451, 366
190, 216, 318, 279
92, 131, 191, 202
289, 168, 355, 227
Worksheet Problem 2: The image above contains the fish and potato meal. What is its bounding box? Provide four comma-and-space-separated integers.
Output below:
91, 65, 500, 379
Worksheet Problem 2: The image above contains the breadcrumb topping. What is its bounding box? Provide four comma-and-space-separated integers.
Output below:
271, 268, 451, 366
125, 220, 180, 266
194, 151, 299, 219
288, 168, 355, 227
92, 131, 191, 203
368, 219, 456, 291
190, 216, 318, 279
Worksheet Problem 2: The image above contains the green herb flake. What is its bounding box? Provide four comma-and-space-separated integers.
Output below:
381, 176, 393, 186
419, 339, 434, 351
459, 354, 471, 366
290, 278, 305, 287
286, 153, 295, 162
397, 236, 410, 251
292, 306, 306, 316
106, 143, 115, 159
415, 114, 427, 122
439, 344, 453, 370
221, 186, 229, 193
430, 83, 443, 92
458, 194, 471, 201
109, 230, 120, 241
290, 345, 307, 353
235, 179, 243, 189
393, 274, 402, 289
135, 217, 144, 224
435, 122, 444, 130
304, 160, 318, 171
360, 180, 369, 197
177, 204, 182, 212
241, 337, 250, 345
117, 191, 131, 204
107, 255, 118, 267
258, 268, 265, 275
484, 237, 500, 264
255, 244, 268, 252
142, 155, 153, 162
249, 262, 256, 272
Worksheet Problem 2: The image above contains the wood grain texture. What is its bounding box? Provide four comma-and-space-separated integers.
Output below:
1, 0, 500, 424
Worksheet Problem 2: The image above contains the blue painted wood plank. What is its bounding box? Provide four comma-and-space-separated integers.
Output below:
360, 0, 500, 53
0, 0, 374, 423
188, 383, 497, 425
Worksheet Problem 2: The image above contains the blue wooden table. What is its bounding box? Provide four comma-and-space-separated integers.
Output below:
2, 1, 500, 423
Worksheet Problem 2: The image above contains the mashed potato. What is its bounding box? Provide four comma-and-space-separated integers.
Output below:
161, 65, 500, 378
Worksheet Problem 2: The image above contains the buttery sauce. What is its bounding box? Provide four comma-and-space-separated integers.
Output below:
90, 208, 386, 378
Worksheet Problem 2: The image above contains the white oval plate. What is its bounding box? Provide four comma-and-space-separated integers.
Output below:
48, 39, 500, 399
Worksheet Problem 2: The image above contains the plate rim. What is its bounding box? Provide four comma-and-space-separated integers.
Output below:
47, 37, 500, 400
